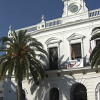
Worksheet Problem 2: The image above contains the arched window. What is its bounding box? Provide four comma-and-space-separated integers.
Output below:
70, 83, 87, 100
91, 27, 100, 48
95, 82, 100, 100
50, 88, 59, 100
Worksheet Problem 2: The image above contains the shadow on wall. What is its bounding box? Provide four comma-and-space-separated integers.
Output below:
39, 54, 90, 70
29, 74, 77, 100
4, 78, 28, 100
39, 54, 69, 70
3, 78, 17, 100
28, 54, 89, 100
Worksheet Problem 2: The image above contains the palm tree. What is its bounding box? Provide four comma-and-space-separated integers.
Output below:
0, 30, 48, 100
90, 27, 100, 68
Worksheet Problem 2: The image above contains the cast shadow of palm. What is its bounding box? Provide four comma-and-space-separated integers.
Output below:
29, 54, 89, 100
28, 54, 76, 100
4, 78, 28, 100
38, 54, 89, 69
29, 75, 76, 100
38, 54, 69, 69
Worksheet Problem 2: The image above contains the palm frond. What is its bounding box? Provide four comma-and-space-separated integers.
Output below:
0, 37, 13, 44
0, 29, 48, 85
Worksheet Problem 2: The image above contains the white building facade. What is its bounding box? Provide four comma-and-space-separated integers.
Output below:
2, 0, 100, 100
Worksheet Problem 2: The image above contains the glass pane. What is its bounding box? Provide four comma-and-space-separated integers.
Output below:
49, 47, 58, 70
71, 43, 81, 59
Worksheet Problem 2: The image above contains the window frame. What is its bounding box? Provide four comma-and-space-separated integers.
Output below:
45, 37, 62, 69
71, 43, 82, 60
91, 27, 100, 49
69, 40, 84, 60
48, 46, 58, 70
67, 33, 85, 60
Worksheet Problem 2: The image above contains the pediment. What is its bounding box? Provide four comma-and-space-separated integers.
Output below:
91, 27, 100, 36
67, 33, 85, 41
45, 37, 62, 45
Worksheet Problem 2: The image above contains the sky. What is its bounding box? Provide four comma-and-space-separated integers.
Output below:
0, 0, 100, 38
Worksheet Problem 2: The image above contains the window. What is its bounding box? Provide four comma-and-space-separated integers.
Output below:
67, 33, 85, 60
91, 27, 100, 48
49, 47, 58, 70
45, 37, 62, 70
96, 39, 100, 45
70, 83, 87, 100
50, 88, 59, 100
71, 43, 82, 60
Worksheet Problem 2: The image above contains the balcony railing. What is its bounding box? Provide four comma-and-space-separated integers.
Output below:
27, 26, 37, 32
15, 9, 100, 34
46, 20, 62, 28
44, 59, 88, 71
89, 9, 100, 17
22, 19, 62, 33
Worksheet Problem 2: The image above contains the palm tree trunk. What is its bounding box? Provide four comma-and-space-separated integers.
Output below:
17, 79, 22, 100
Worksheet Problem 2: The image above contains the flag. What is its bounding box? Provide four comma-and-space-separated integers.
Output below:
68, 63, 76, 68
71, 46, 75, 59
89, 40, 92, 54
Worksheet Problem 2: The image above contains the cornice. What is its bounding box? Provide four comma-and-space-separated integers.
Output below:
30, 16, 100, 36
45, 66, 100, 77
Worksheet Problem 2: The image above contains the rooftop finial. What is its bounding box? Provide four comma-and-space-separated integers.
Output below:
41, 15, 45, 22
9, 25, 12, 31
8, 25, 13, 37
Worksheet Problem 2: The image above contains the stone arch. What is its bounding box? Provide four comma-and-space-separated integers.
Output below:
76, 77, 88, 89
95, 82, 100, 100
91, 27, 100, 36
70, 83, 87, 100
91, 27, 100, 50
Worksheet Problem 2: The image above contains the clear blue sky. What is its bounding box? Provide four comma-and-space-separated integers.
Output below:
0, 0, 100, 38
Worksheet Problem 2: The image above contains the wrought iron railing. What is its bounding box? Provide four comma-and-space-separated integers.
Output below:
44, 59, 87, 70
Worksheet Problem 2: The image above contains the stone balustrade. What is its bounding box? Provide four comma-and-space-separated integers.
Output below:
89, 8, 100, 17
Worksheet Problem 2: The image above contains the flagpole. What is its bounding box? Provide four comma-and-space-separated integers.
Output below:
89, 40, 92, 54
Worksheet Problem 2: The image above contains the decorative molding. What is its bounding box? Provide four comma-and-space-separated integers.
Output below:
82, 70, 86, 74
91, 27, 100, 36
45, 37, 62, 46
69, 71, 72, 76
67, 33, 85, 41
